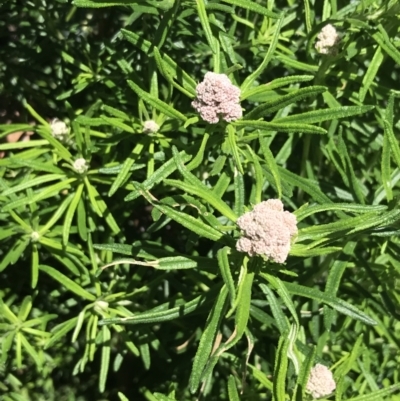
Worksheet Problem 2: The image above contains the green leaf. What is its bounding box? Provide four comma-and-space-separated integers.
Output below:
241, 75, 314, 101
2, 178, 77, 212
275, 106, 374, 124
167, 148, 237, 221
72, 309, 88, 343
63, 184, 84, 245
196, 0, 217, 54
241, 16, 284, 93
100, 116, 135, 133
227, 125, 244, 174
244, 86, 326, 120
278, 167, 332, 204
0, 331, 15, 364
109, 141, 145, 196
262, 274, 299, 327
138, 185, 227, 242
335, 334, 364, 400
186, 133, 209, 171
234, 120, 327, 135
125, 152, 191, 201
99, 325, 111, 393
0, 124, 35, 138
39, 193, 74, 235
231, 270, 254, 346
217, 247, 236, 308
121, 29, 151, 53
359, 46, 383, 102
31, 244, 39, 289
153, 47, 196, 98
272, 331, 289, 401
102, 104, 130, 120
127, 80, 187, 121
248, 363, 273, 390
17, 296, 33, 322
220, 0, 279, 19
84, 178, 121, 234
346, 384, 400, 401
384, 119, 400, 169
73, 0, 138, 7
189, 286, 228, 393
8, 158, 64, 174
294, 203, 386, 222
35, 127, 73, 161
259, 136, 282, 199
336, 133, 365, 203
282, 281, 376, 325
1, 174, 65, 197
118, 393, 130, 401
259, 284, 289, 335
0, 239, 30, 272
371, 25, 400, 65
276, 54, 319, 72
39, 265, 96, 301
20, 332, 42, 368
381, 121, 393, 201
294, 345, 316, 400
227, 375, 240, 401
100, 289, 218, 325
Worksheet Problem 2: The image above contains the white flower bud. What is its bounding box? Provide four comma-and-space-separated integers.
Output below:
192, 72, 242, 124
94, 300, 109, 314
73, 158, 88, 174
315, 24, 340, 55
236, 199, 297, 263
30, 231, 40, 242
306, 364, 336, 399
143, 120, 160, 134
50, 119, 69, 140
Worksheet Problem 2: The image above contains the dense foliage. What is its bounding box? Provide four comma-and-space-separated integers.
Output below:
1, 0, 400, 400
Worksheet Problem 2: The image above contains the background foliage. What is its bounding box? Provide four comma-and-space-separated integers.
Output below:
1, 0, 400, 400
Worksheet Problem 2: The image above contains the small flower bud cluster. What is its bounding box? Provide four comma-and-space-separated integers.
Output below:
236, 199, 297, 264
73, 158, 88, 174
30, 231, 40, 242
142, 120, 160, 134
191, 72, 242, 124
315, 24, 340, 55
306, 364, 336, 399
50, 119, 69, 141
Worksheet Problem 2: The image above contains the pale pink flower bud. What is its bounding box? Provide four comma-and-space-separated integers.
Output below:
315, 24, 340, 55
236, 199, 297, 263
192, 72, 242, 124
306, 364, 336, 399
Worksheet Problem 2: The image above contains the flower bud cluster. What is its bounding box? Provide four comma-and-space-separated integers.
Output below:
73, 158, 88, 174
50, 119, 69, 141
236, 199, 297, 264
306, 364, 336, 399
315, 24, 340, 55
191, 72, 242, 124
142, 120, 160, 134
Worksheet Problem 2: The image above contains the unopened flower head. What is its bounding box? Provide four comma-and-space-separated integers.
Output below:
30, 231, 40, 242
50, 119, 69, 141
236, 199, 297, 264
143, 120, 160, 134
306, 364, 336, 399
192, 72, 242, 124
315, 24, 340, 55
73, 158, 88, 174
